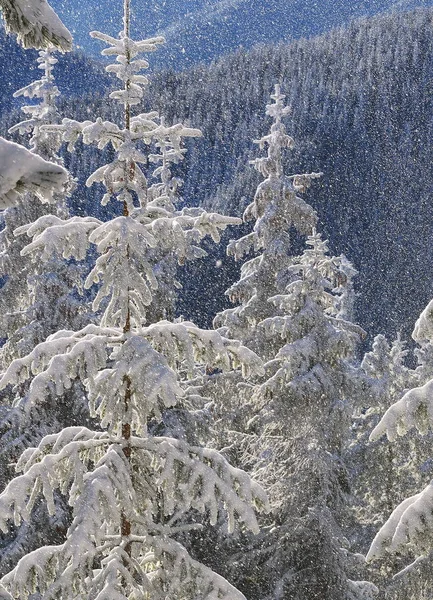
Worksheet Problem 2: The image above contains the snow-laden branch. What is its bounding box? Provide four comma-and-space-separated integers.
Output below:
413, 298, 433, 344
16, 215, 102, 261
370, 379, 433, 442
0, 428, 111, 531
139, 436, 269, 532
90, 31, 164, 107
0, 326, 116, 406
150, 537, 249, 600
8, 50, 63, 157
0, 426, 268, 598
0, 0, 72, 51
0, 138, 67, 209
0, 426, 268, 541
366, 484, 433, 561
88, 335, 184, 434
141, 320, 264, 379
85, 217, 158, 327
1, 446, 131, 599
147, 208, 240, 261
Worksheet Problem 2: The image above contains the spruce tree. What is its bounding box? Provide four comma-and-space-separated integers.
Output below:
367, 300, 433, 598
0, 50, 91, 576
0, 2, 268, 598
211, 86, 375, 600
0, 49, 84, 369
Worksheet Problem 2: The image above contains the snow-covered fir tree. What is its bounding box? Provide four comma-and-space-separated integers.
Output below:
367, 299, 433, 598
0, 49, 90, 577
215, 84, 320, 354
0, 3, 269, 597
0, 49, 84, 368
249, 232, 374, 600
347, 335, 424, 597
354, 336, 416, 536
208, 87, 376, 600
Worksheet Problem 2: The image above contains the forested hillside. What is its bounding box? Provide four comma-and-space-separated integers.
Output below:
50, 0, 433, 68
149, 7, 433, 341
5, 8, 432, 340
3, 2, 433, 599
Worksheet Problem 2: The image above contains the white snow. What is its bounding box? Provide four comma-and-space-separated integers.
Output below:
370, 378, 433, 442
0, 138, 67, 209
0, 0, 72, 51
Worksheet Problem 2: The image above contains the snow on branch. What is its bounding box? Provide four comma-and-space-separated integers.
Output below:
0, 138, 67, 209
366, 484, 433, 560
89, 537, 250, 599
152, 537, 249, 600
0, 428, 267, 598
16, 215, 102, 261
0, 327, 114, 406
370, 379, 433, 442
413, 298, 433, 344
0, 0, 72, 51
1, 445, 133, 599
88, 335, 184, 435
244, 176, 318, 238
147, 208, 240, 262
0, 428, 111, 532
90, 30, 164, 107
43, 118, 92, 152
141, 321, 264, 379
136, 435, 269, 532
85, 217, 158, 327
0, 583, 12, 600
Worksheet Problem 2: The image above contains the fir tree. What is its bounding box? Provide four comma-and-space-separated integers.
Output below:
0, 49, 90, 577
0, 49, 83, 368
0, 2, 268, 598
367, 300, 433, 597
210, 87, 375, 600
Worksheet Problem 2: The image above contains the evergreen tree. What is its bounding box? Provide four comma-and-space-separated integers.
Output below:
348, 335, 423, 597
355, 335, 416, 537
210, 87, 375, 600
0, 2, 268, 597
0, 49, 90, 577
367, 299, 433, 597
0, 49, 84, 368
215, 84, 320, 353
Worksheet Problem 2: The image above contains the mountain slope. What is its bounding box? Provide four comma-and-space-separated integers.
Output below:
148, 7, 433, 339
50, 0, 433, 67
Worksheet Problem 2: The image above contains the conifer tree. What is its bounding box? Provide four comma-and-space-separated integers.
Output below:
0, 49, 84, 368
0, 49, 90, 577
215, 85, 320, 354
211, 86, 375, 600
0, 2, 268, 598
367, 300, 433, 596
347, 336, 419, 596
